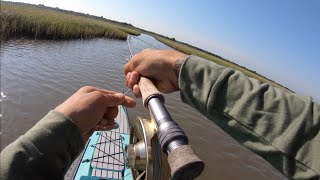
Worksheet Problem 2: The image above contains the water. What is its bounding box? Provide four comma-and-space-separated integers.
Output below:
0, 34, 285, 179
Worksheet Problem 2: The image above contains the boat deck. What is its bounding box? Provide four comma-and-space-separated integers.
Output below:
65, 106, 131, 180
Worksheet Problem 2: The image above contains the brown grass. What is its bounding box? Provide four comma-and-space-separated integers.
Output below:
0, 3, 140, 40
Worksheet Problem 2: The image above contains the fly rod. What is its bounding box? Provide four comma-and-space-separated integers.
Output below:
126, 36, 204, 179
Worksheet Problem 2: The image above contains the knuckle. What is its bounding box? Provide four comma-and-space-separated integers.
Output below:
80, 86, 95, 92
106, 94, 118, 102
142, 48, 152, 53
123, 64, 128, 74
131, 54, 139, 63
91, 91, 105, 100
131, 60, 139, 69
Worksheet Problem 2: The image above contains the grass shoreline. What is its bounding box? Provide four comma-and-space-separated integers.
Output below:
1, 2, 140, 40
0, 2, 291, 92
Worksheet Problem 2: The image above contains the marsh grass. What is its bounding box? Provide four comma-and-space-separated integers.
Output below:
0, 4, 140, 40
0, 3, 290, 91
154, 35, 292, 92
113, 25, 140, 36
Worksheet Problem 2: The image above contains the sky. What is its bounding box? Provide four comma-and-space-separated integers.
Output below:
7, 0, 320, 101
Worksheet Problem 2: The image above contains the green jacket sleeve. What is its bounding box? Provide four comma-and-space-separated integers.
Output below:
179, 55, 320, 179
0, 110, 84, 180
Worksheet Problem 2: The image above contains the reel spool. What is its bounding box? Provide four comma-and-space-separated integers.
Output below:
126, 117, 171, 180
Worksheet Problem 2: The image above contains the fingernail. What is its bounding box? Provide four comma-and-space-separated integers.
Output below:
115, 93, 124, 98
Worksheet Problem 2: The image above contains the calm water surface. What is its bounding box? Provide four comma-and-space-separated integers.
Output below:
0, 34, 285, 179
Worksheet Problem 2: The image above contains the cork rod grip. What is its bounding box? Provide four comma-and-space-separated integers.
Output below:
138, 77, 162, 107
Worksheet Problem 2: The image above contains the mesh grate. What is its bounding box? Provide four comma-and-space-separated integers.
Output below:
90, 106, 130, 179
90, 131, 126, 179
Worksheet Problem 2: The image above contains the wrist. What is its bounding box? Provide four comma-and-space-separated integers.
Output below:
173, 55, 189, 80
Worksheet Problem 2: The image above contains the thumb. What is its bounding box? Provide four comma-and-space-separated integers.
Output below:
104, 93, 125, 107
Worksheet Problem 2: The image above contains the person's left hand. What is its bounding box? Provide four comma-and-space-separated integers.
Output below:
55, 86, 136, 142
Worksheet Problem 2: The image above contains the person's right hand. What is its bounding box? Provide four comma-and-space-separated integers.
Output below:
124, 49, 188, 97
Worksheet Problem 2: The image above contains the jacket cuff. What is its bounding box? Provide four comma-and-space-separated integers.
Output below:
23, 110, 85, 163
178, 55, 226, 115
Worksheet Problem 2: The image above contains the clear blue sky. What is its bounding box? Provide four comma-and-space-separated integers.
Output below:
9, 0, 320, 101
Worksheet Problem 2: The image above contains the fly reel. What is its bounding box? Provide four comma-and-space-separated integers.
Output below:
126, 117, 171, 180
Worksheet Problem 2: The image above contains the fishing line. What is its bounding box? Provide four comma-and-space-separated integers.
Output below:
125, 34, 166, 95
128, 35, 158, 49
122, 36, 134, 95
123, 34, 160, 95
123, 89, 130, 95
116, 35, 170, 179
126, 35, 134, 58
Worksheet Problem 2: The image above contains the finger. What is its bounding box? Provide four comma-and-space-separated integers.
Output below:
128, 71, 140, 88
126, 72, 132, 88
92, 87, 117, 95
79, 86, 116, 94
103, 107, 118, 120
96, 118, 115, 131
124, 63, 130, 75
131, 71, 140, 82
133, 84, 142, 98
82, 128, 96, 142
124, 61, 135, 75
141, 48, 153, 53
123, 95, 136, 107
87, 88, 134, 107
124, 52, 141, 75
79, 86, 97, 93
96, 124, 114, 131
98, 118, 115, 127
103, 93, 126, 107
98, 92, 135, 108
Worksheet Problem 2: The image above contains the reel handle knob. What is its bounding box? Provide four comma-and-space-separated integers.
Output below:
168, 145, 204, 180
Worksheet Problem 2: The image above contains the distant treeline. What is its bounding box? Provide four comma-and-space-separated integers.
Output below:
0, 1, 140, 40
